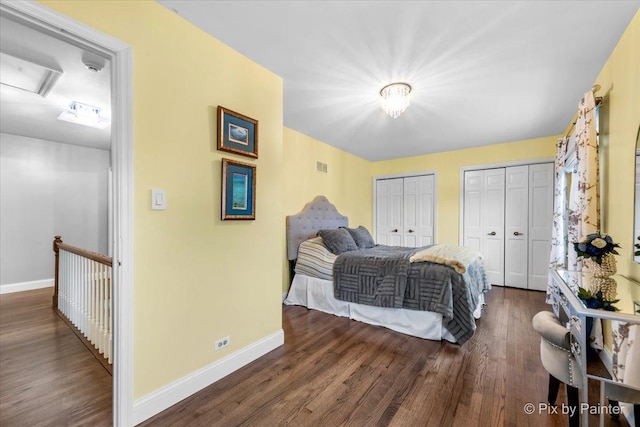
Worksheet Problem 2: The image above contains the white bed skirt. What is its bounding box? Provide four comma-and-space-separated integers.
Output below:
284, 274, 485, 343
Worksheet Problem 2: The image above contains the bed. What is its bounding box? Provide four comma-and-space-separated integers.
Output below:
283, 196, 491, 345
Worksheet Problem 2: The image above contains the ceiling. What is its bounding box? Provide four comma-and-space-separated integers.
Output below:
0, 15, 111, 151
1, 2, 637, 160
158, 0, 639, 161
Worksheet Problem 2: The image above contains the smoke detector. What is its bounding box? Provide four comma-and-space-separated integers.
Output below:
83, 61, 103, 72
81, 52, 105, 73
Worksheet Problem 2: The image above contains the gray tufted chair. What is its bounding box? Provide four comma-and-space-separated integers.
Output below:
532, 311, 582, 427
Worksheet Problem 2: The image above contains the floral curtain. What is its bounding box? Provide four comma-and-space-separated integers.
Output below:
547, 137, 569, 303
546, 90, 599, 301
574, 90, 600, 237
612, 322, 640, 388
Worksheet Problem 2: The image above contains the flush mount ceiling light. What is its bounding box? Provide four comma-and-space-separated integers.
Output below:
57, 101, 110, 129
379, 82, 412, 119
0, 51, 62, 97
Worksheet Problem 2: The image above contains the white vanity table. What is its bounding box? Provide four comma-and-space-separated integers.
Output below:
549, 269, 640, 426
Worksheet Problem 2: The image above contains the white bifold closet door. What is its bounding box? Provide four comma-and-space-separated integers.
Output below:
463, 168, 505, 286
463, 163, 553, 290
504, 166, 529, 288
526, 164, 555, 291
376, 178, 404, 246
376, 175, 434, 247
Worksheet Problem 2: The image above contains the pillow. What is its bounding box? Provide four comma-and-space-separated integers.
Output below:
317, 228, 358, 254
344, 226, 375, 249
294, 237, 337, 280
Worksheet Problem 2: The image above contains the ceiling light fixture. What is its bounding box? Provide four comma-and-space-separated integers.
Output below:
379, 82, 412, 119
57, 101, 110, 129
0, 51, 62, 97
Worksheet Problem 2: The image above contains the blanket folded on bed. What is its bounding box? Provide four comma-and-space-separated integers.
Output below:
333, 246, 417, 309
409, 244, 483, 274
333, 245, 490, 345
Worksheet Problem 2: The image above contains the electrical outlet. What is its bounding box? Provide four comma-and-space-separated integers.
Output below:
215, 336, 230, 351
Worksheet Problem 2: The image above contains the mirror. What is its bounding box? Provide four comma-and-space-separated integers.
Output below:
635, 125, 640, 263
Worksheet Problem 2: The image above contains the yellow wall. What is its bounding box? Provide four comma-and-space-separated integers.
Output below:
282, 128, 372, 289
594, 11, 640, 281
42, 1, 284, 398
372, 136, 558, 245
39, 0, 640, 403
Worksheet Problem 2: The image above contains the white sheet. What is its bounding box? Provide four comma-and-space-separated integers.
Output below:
284, 274, 486, 343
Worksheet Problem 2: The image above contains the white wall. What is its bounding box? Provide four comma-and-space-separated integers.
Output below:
0, 133, 109, 287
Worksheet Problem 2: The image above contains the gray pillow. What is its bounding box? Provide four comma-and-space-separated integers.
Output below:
317, 228, 358, 254
344, 226, 375, 249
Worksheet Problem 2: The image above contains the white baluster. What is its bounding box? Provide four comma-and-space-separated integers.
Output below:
54, 246, 113, 365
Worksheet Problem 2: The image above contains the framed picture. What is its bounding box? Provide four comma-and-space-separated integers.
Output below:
221, 158, 256, 220
217, 106, 258, 159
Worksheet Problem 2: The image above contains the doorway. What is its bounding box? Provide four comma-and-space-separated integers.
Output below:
0, 2, 133, 425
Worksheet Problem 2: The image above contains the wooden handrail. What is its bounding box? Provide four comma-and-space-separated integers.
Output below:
54, 236, 112, 267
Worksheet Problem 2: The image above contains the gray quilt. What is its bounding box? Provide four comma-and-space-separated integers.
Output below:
333, 245, 490, 344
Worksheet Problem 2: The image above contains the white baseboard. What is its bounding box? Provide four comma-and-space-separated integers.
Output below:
599, 346, 613, 373
0, 278, 54, 295
133, 329, 285, 425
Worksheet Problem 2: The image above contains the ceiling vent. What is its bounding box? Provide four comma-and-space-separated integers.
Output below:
0, 51, 62, 97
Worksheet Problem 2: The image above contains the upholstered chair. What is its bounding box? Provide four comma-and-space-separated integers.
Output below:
532, 311, 582, 427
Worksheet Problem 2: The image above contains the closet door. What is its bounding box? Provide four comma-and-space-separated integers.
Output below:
482, 169, 506, 286
504, 166, 529, 289
463, 170, 483, 252
527, 163, 554, 291
463, 163, 553, 290
376, 178, 403, 245
403, 175, 434, 247
463, 169, 505, 286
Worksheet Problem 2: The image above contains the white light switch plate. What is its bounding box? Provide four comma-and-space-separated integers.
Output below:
151, 189, 166, 210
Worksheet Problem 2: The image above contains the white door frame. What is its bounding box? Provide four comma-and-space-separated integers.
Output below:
0, 1, 134, 425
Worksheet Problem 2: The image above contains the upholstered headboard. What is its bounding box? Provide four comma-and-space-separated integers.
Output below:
286, 196, 348, 260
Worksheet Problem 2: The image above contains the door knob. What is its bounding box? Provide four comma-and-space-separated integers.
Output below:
487, 231, 496, 236
408, 229, 414, 233
513, 231, 523, 236
391, 229, 398, 233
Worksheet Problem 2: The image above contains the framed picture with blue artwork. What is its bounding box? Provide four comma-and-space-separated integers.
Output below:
217, 106, 258, 159
221, 158, 256, 220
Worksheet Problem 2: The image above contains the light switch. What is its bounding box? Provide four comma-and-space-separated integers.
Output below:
151, 189, 166, 210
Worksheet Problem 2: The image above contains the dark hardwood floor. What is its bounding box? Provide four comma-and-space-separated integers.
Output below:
0, 288, 112, 426
142, 287, 630, 427
1, 287, 631, 426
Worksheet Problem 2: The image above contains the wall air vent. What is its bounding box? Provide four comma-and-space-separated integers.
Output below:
316, 161, 328, 174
